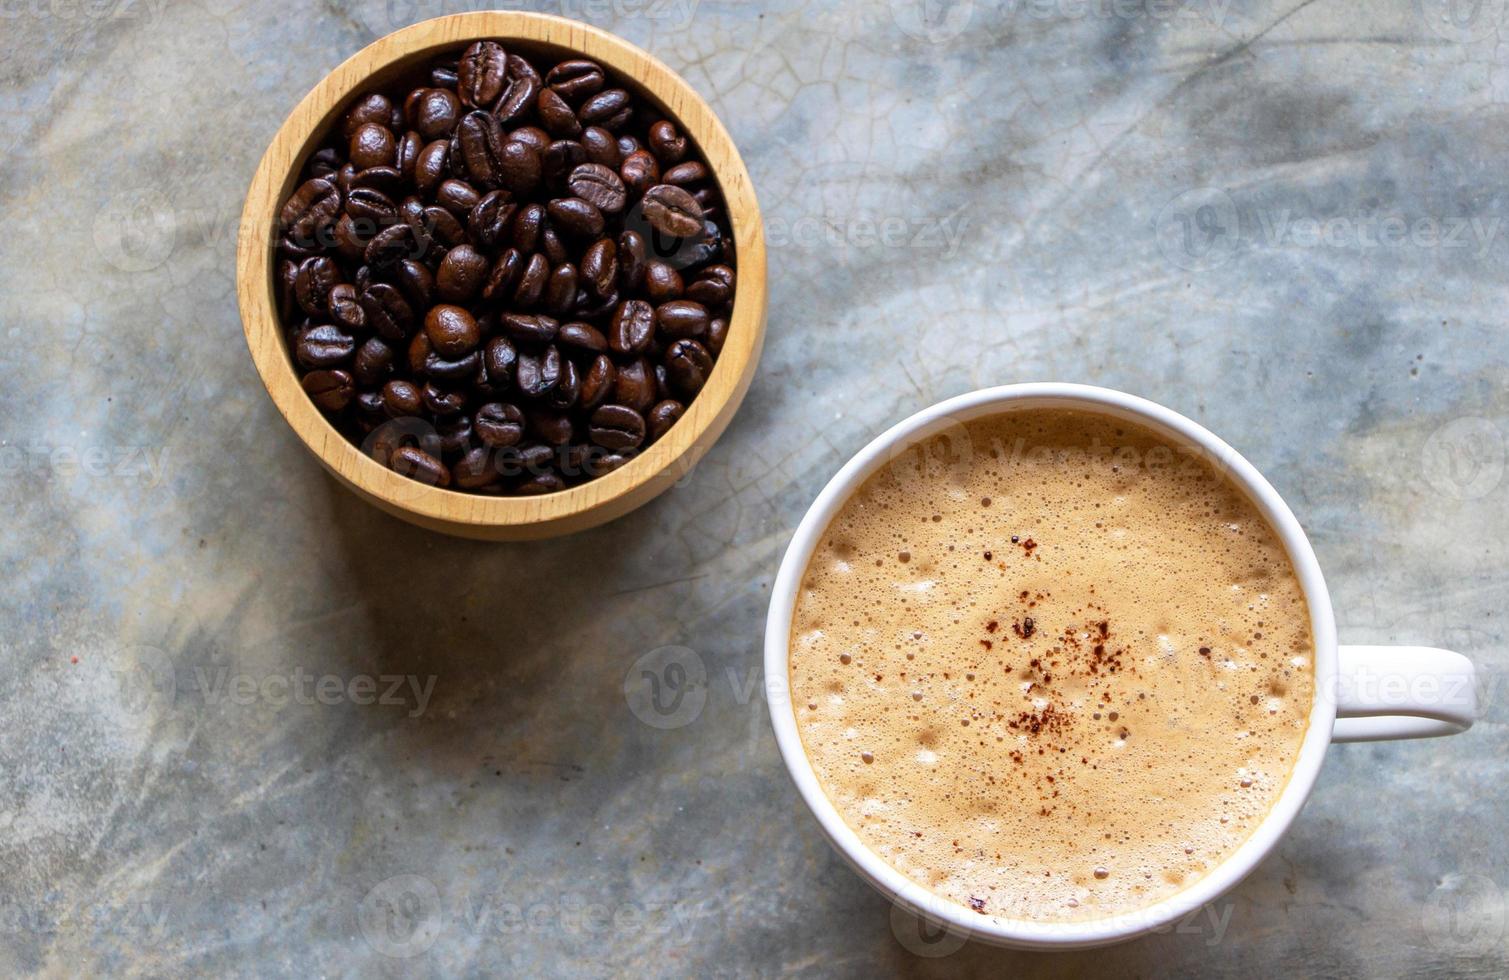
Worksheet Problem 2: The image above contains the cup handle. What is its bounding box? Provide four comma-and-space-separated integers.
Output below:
1332, 645, 1477, 743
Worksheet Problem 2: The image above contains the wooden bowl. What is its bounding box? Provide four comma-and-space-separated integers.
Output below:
237, 11, 766, 540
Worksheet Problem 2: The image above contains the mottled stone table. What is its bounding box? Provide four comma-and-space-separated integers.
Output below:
2, 0, 1506, 975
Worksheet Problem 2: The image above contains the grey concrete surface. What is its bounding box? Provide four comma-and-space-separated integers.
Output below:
1, 0, 1506, 975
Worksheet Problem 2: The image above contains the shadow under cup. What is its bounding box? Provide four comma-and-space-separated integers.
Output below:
762, 382, 1475, 951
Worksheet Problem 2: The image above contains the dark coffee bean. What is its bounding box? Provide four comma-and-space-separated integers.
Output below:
350, 123, 396, 169
436, 244, 489, 303
497, 140, 542, 195
579, 354, 615, 410
655, 299, 708, 339
469, 190, 516, 247
648, 120, 687, 164
394, 259, 435, 310
588, 404, 646, 450
354, 336, 395, 386
281, 178, 341, 242
502, 312, 559, 347
706, 316, 729, 355
411, 334, 482, 381
507, 52, 541, 84
576, 287, 620, 319
483, 337, 518, 390
509, 125, 551, 153
543, 139, 587, 185
540, 225, 570, 266
512, 252, 550, 308
619, 150, 659, 197
546, 59, 605, 101
421, 205, 467, 248
365, 222, 419, 267
352, 165, 406, 198
686, 264, 735, 307
436, 413, 474, 455
558, 321, 608, 356
277, 258, 299, 319
343, 93, 395, 140
546, 357, 581, 411
662, 160, 709, 186
328, 283, 366, 330
640, 184, 703, 238
653, 362, 674, 402
390, 446, 450, 487
544, 262, 578, 315
345, 186, 399, 225
355, 389, 386, 421
547, 197, 605, 239
414, 88, 461, 140
613, 357, 656, 412
567, 163, 627, 214
395, 133, 423, 183
578, 88, 629, 124
581, 126, 621, 167
510, 203, 545, 252
516, 345, 563, 398
458, 40, 508, 107
644, 261, 682, 303
475, 402, 525, 447
295, 256, 341, 315
454, 447, 500, 489
493, 74, 540, 125
436, 178, 481, 216
617, 229, 647, 289
359, 283, 414, 340
296, 324, 355, 368
483, 248, 525, 302
425, 304, 480, 358
530, 407, 575, 445
332, 214, 371, 261
579, 237, 618, 298
302, 369, 355, 412
617, 134, 641, 156
414, 139, 450, 196
307, 146, 342, 179
382, 379, 424, 417
422, 382, 467, 416
515, 472, 565, 495
665, 338, 713, 396
646, 399, 685, 442
610, 299, 654, 355
536, 87, 581, 137
458, 110, 506, 186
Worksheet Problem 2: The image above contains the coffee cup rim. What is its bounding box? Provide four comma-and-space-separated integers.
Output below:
762, 382, 1339, 950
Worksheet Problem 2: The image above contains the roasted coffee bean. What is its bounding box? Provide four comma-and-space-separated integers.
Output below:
328, 283, 366, 330
502, 312, 559, 347
546, 59, 605, 101
580, 126, 620, 167
394, 259, 435, 310
365, 222, 419, 266
281, 178, 341, 242
436, 178, 481, 216
542, 140, 587, 185
644, 261, 682, 303
458, 40, 508, 107
421, 205, 467, 248
483, 248, 525, 301
350, 123, 396, 169
617, 229, 647, 290
343, 93, 394, 139
662, 160, 709, 186
654, 362, 674, 402
579, 354, 615, 410
610, 299, 654, 354
359, 283, 414, 340
497, 140, 541, 195
588, 404, 646, 451
414, 88, 461, 140
510, 203, 545, 252
382, 379, 424, 417
512, 252, 550, 308
665, 338, 713, 396
424, 304, 480, 358
647, 120, 687, 164
559, 321, 608, 356
655, 299, 708, 339
295, 256, 341, 314
545, 357, 581, 411
422, 382, 467, 416
475, 401, 525, 447
515, 472, 565, 495
277, 258, 299, 319
302, 369, 354, 412
580, 237, 617, 297
540, 225, 570, 266
509, 125, 551, 153
436, 414, 474, 455
536, 87, 581, 137
493, 74, 539, 125
296, 324, 355, 368
436, 244, 488, 303
686, 264, 734, 307
352, 165, 406, 197
706, 316, 729, 355
458, 110, 506, 186
640, 184, 703, 238
544, 262, 578, 315
619, 149, 659, 197
612, 357, 656, 412
395, 133, 423, 183
454, 446, 500, 489
345, 186, 399, 226
567, 163, 627, 214
530, 407, 575, 444
332, 214, 371, 261
646, 399, 685, 442
411, 334, 481, 381
547, 197, 604, 238
469, 190, 516, 247
390, 446, 450, 486
414, 139, 450, 196
516, 345, 563, 398
353, 336, 395, 386
578, 88, 630, 124
483, 336, 518, 390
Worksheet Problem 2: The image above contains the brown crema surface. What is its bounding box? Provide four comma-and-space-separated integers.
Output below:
790, 409, 1314, 922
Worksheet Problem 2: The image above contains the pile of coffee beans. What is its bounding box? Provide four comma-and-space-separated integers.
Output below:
275, 40, 735, 494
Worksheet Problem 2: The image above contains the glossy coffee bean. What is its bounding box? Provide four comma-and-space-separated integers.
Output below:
665, 338, 713, 396
646, 399, 685, 442
588, 404, 646, 450
546, 59, 605, 101
458, 40, 508, 107
612, 357, 656, 412
475, 402, 525, 447
640, 184, 703, 238
390, 446, 450, 486
295, 324, 355, 368
382, 379, 424, 417
644, 261, 682, 303
610, 299, 654, 355
436, 244, 489, 303
655, 299, 708, 339
424, 304, 480, 358
302, 369, 354, 412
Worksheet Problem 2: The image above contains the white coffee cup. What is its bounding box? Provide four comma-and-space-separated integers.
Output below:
763, 383, 1477, 950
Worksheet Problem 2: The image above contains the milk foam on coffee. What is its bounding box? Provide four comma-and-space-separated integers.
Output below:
790, 409, 1314, 922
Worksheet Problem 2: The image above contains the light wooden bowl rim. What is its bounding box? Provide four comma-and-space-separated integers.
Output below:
237, 11, 766, 538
